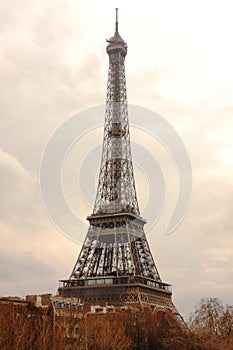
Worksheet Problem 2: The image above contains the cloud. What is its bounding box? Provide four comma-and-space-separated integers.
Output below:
0, 1, 105, 173
0, 147, 79, 296
0, 0, 233, 321
0, 148, 38, 227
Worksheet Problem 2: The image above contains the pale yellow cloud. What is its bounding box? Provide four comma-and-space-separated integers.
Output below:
0, 0, 233, 320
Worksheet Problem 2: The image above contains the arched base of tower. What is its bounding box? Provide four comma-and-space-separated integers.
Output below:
58, 275, 178, 314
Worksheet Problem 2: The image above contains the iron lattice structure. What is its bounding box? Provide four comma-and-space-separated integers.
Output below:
93, 28, 139, 216
59, 10, 177, 313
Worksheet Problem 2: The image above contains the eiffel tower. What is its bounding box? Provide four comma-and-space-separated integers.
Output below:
59, 9, 177, 313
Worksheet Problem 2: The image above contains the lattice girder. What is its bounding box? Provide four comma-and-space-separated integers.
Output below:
70, 214, 161, 281
93, 36, 139, 216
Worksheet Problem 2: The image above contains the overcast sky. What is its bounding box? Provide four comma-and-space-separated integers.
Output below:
0, 0, 233, 320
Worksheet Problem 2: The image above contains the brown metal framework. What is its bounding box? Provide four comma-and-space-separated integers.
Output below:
59, 9, 177, 313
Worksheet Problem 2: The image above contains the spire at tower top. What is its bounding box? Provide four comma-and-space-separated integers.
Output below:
115, 8, 119, 34
106, 8, 127, 56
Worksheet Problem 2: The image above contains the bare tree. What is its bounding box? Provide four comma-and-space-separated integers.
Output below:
220, 305, 233, 349
189, 297, 233, 350
84, 314, 133, 350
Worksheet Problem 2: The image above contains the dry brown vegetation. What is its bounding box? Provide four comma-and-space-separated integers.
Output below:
0, 297, 232, 350
189, 297, 233, 350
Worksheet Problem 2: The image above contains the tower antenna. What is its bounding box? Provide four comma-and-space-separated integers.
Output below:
115, 8, 118, 34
